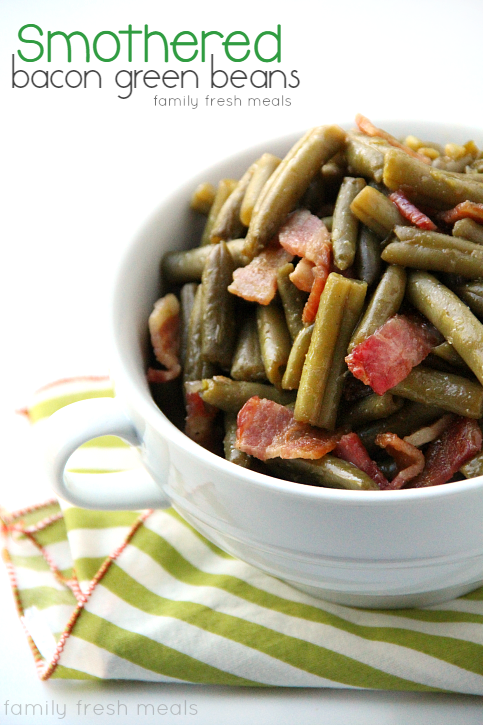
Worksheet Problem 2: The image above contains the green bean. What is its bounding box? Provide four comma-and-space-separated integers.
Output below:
357, 401, 445, 455
179, 282, 198, 368
295, 273, 367, 429
345, 131, 386, 183
223, 413, 252, 468
322, 215, 333, 232
432, 342, 467, 370
390, 365, 483, 418
265, 455, 379, 491
382, 240, 483, 278
332, 177, 366, 270
210, 164, 256, 243
281, 324, 314, 390
200, 178, 237, 245
183, 286, 216, 384
190, 182, 216, 215
383, 149, 483, 209
243, 125, 347, 259
354, 225, 382, 287
162, 238, 247, 284
406, 271, 483, 385
460, 451, 483, 479
341, 393, 404, 430
455, 282, 483, 319
230, 313, 267, 382
348, 265, 406, 352
240, 153, 282, 227
277, 263, 306, 340
200, 376, 296, 412
396, 225, 483, 255
201, 241, 237, 369
257, 304, 292, 388
453, 218, 483, 245
350, 185, 407, 238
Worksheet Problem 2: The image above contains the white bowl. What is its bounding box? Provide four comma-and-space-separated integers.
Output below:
43, 121, 483, 608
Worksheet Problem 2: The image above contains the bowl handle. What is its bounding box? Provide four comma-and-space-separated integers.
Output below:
39, 397, 171, 510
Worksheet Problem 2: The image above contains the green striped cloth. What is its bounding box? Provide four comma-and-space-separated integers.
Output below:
2, 376, 483, 691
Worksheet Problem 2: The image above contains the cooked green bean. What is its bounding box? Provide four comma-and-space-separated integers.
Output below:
342, 393, 404, 430
230, 313, 266, 382
455, 282, 483, 319
460, 451, 483, 479
183, 285, 216, 384
390, 365, 483, 418
210, 164, 256, 243
452, 218, 483, 245
432, 342, 467, 370
257, 304, 292, 388
382, 241, 483, 278
350, 185, 407, 238
406, 271, 483, 385
179, 282, 198, 368
190, 182, 216, 215
345, 131, 386, 183
348, 265, 406, 352
223, 413, 252, 468
277, 263, 306, 340
266, 455, 379, 491
332, 177, 366, 270
322, 215, 333, 232
162, 238, 247, 284
295, 273, 367, 429
357, 401, 445, 455
240, 153, 281, 226
383, 149, 483, 209
281, 324, 314, 390
243, 125, 347, 259
201, 242, 237, 369
200, 376, 296, 412
396, 225, 483, 256
200, 178, 237, 245
354, 225, 382, 287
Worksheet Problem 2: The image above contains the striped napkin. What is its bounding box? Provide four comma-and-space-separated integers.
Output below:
2, 377, 483, 692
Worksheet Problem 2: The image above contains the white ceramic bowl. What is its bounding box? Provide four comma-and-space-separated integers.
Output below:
43, 121, 483, 608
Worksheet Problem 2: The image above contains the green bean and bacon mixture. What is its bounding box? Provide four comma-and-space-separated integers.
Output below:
147, 114, 483, 492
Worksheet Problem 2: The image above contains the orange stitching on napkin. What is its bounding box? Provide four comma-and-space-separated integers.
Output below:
40, 508, 153, 680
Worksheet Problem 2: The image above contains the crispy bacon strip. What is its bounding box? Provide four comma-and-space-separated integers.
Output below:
403, 414, 454, 448
289, 257, 315, 292
184, 383, 219, 452
345, 315, 440, 396
439, 201, 483, 226
228, 242, 292, 305
147, 293, 181, 382
375, 433, 425, 490
334, 433, 388, 489
302, 247, 332, 324
389, 190, 437, 231
355, 114, 431, 164
410, 417, 482, 489
236, 396, 340, 461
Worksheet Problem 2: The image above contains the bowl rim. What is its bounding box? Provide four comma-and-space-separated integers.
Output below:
110, 119, 483, 506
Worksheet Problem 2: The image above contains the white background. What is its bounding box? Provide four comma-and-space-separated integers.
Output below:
1, 0, 483, 722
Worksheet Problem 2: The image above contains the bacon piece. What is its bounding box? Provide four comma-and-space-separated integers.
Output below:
279, 209, 331, 261
389, 190, 437, 231
345, 315, 440, 396
147, 293, 181, 382
184, 383, 219, 452
355, 114, 431, 164
410, 417, 482, 489
334, 433, 388, 489
228, 242, 292, 305
302, 247, 332, 324
290, 257, 315, 292
439, 201, 483, 226
375, 433, 425, 490
403, 414, 454, 448
236, 396, 340, 461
